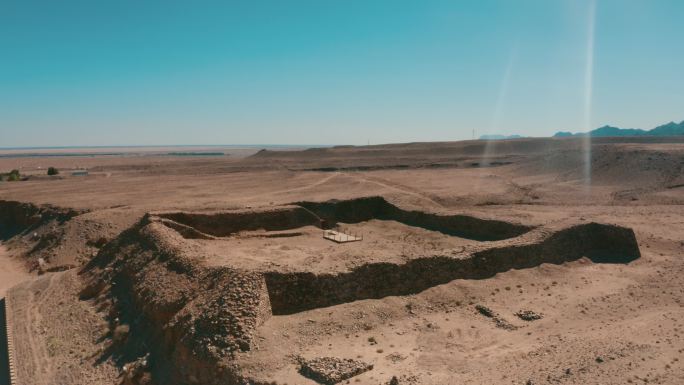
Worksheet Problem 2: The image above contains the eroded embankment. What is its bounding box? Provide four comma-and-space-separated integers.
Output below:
80, 220, 272, 385
264, 223, 640, 315
296, 196, 533, 241
156, 206, 321, 238
158, 197, 533, 242
0, 200, 88, 273
0, 200, 81, 241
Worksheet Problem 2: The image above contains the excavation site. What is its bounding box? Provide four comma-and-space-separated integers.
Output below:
58, 196, 638, 385
149, 197, 638, 317
1, 138, 682, 385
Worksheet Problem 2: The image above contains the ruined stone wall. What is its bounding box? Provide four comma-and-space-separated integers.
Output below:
265, 223, 640, 315
155, 206, 321, 237
81, 220, 272, 385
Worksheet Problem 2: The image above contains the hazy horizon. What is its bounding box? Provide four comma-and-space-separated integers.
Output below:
2, 0, 684, 147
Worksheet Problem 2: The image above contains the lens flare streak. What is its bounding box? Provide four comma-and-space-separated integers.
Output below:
583, 0, 596, 189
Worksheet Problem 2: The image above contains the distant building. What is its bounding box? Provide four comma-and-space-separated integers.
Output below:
71, 170, 89, 176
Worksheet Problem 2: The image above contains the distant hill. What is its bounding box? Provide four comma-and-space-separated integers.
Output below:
479, 134, 524, 140
553, 120, 684, 138
650, 121, 684, 136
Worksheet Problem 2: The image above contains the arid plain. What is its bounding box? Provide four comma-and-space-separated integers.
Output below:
1, 137, 683, 385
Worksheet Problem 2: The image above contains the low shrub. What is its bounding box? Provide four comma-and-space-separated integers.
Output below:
7, 169, 21, 181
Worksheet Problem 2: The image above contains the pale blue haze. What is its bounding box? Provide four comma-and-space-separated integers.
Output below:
1, 0, 683, 146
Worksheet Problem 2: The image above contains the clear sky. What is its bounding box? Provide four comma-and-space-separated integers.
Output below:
1, 0, 683, 147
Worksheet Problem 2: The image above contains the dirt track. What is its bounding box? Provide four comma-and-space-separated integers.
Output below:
0, 245, 28, 298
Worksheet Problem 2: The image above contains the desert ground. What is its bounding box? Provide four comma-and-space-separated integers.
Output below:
1, 137, 683, 385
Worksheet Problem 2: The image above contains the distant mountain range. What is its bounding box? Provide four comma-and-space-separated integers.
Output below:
479, 134, 524, 140
554, 120, 684, 138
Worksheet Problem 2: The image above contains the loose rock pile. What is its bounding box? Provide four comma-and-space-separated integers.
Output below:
299, 356, 374, 384
475, 304, 495, 318
475, 304, 518, 330
515, 310, 544, 321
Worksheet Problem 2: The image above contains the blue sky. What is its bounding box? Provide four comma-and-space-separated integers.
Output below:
1, 0, 683, 146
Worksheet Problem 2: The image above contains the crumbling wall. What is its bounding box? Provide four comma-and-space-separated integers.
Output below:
156, 197, 532, 242
155, 206, 320, 237
265, 222, 640, 315
81, 220, 272, 385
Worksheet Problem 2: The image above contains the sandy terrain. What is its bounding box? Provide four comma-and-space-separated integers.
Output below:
196, 220, 482, 272
0, 137, 683, 384
0, 245, 29, 298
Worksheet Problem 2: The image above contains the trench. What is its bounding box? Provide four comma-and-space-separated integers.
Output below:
151, 199, 641, 316
0, 201, 43, 241
155, 206, 321, 238
159, 196, 533, 242
0, 200, 81, 241
295, 196, 532, 241
264, 222, 640, 315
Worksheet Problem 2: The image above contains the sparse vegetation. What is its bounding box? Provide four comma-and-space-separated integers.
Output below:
48, 167, 59, 175
6, 169, 21, 181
